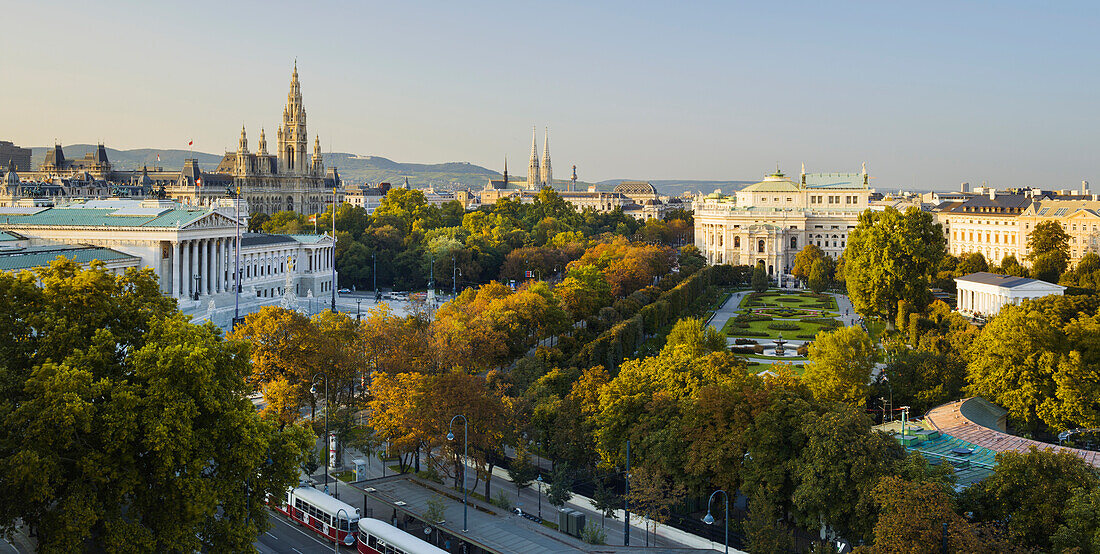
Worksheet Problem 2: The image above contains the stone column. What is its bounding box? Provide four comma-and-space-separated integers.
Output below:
182, 241, 191, 299
215, 238, 222, 294
171, 242, 181, 298
198, 239, 207, 297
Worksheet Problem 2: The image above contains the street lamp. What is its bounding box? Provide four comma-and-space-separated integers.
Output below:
536, 473, 543, 520
703, 489, 729, 554
447, 414, 469, 532
335, 507, 354, 552
311, 372, 331, 495
452, 256, 456, 295
356, 298, 361, 322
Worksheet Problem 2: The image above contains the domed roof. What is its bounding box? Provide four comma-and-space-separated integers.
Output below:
613, 181, 657, 196
740, 171, 800, 193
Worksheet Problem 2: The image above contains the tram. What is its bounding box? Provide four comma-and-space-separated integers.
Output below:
357, 517, 449, 554
272, 486, 360, 546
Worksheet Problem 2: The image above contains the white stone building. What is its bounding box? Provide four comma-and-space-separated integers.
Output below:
0, 199, 336, 304
954, 272, 1065, 319
694, 167, 873, 277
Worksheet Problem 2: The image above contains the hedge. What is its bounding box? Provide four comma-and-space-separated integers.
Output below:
768, 322, 801, 331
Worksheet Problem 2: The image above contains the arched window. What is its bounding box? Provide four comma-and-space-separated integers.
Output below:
758, 239, 765, 253
790, 237, 797, 249
734, 236, 740, 248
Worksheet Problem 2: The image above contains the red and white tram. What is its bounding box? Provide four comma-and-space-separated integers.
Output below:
273, 486, 361, 546
357, 517, 449, 554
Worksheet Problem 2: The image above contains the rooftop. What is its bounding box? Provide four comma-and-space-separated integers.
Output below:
0, 244, 138, 271
955, 271, 1065, 290
0, 204, 212, 228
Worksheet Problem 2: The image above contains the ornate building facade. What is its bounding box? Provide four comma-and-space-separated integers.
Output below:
167, 63, 342, 214
694, 167, 873, 277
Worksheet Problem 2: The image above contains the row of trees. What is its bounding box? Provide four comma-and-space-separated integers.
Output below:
253, 187, 693, 291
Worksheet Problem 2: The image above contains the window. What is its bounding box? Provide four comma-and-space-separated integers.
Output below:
758, 240, 765, 253
790, 237, 797, 249
734, 236, 740, 248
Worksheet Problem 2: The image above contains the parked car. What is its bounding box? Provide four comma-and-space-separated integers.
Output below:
337, 288, 351, 294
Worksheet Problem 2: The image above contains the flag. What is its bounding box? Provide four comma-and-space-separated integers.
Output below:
195, 177, 203, 188
156, 153, 161, 163
188, 140, 193, 146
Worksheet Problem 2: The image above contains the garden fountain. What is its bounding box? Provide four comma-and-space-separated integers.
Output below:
773, 333, 787, 357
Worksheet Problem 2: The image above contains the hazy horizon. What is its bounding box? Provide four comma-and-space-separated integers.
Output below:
3, 1, 1098, 191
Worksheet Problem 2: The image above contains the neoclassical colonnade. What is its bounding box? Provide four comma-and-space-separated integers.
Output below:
172, 237, 236, 299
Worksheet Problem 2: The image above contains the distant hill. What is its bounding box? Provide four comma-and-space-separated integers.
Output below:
28, 144, 224, 171
599, 179, 755, 197
24, 145, 753, 195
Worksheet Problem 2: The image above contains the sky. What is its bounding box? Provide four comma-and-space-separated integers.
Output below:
2, 1, 1099, 190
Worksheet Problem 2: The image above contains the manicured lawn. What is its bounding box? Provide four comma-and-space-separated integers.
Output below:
739, 291, 837, 312
722, 317, 831, 340
866, 319, 888, 344
748, 361, 807, 374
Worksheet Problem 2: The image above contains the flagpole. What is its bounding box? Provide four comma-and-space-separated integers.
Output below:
330, 182, 337, 314
234, 185, 241, 327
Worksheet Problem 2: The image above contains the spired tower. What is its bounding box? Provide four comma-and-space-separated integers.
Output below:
236, 126, 249, 176
540, 127, 552, 187
312, 135, 324, 174
278, 62, 309, 174
527, 126, 540, 190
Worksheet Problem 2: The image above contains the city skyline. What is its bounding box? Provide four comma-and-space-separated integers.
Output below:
2, 1, 1098, 190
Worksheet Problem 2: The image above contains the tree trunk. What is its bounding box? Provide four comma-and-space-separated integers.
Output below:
484, 462, 494, 501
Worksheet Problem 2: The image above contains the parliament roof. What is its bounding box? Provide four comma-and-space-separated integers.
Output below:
0, 244, 137, 271
955, 271, 1064, 290
0, 205, 212, 228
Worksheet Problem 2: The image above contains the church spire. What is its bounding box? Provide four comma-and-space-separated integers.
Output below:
258, 128, 267, 155
238, 125, 248, 153
540, 127, 552, 187
503, 156, 508, 184
527, 126, 540, 190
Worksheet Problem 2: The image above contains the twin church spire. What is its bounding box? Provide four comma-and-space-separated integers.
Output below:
527, 126, 552, 189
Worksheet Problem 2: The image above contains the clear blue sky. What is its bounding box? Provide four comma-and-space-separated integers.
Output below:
3, 1, 1098, 190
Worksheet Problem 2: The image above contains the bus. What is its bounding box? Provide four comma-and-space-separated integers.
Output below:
272, 486, 360, 546
357, 517, 449, 554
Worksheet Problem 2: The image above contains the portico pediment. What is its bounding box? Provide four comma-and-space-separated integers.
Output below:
180, 211, 240, 230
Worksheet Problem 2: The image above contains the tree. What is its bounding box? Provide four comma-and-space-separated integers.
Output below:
844, 207, 945, 327
792, 405, 905, 545
751, 261, 768, 292
591, 476, 619, 529
1030, 251, 1067, 283
1027, 220, 1070, 265
662, 317, 726, 358
792, 244, 826, 281
808, 258, 830, 293
0, 261, 310, 552
803, 326, 876, 408
956, 251, 988, 275
1052, 485, 1100, 553
545, 464, 573, 508
966, 297, 1100, 431
964, 447, 1100, 551
677, 244, 706, 276
554, 264, 612, 319
506, 446, 538, 502
858, 476, 1007, 554
626, 465, 686, 544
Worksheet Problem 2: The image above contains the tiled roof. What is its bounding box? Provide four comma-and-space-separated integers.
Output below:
0, 206, 209, 228
926, 398, 1100, 468
0, 230, 24, 241
0, 245, 138, 271
241, 232, 299, 247
955, 271, 1063, 290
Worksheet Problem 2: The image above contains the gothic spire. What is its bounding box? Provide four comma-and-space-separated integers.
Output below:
258, 128, 267, 155
540, 127, 552, 187
527, 126, 540, 189
238, 125, 248, 152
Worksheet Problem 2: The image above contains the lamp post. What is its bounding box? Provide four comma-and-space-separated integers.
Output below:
703, 489, 729, 554
311, 372, 331, 495
331, 185, 337, 314
335, 507, 352, 553
452, 256, 457, 295
447, 414, 469, 532
356, 298, 361, 322
193, 273, 201, 301
536, 473, 543, 520
372, 253, 377, 301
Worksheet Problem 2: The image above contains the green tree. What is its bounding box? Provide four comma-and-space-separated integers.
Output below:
677, 244, 706, 276
844, 207, 945, 327
545, 464, 573, 508
966, 296, 1100, 431
591, 476, 619, 529
792, 405, 904, 545
662, 317, 727, 358
506, 446, 539, 502
803, 326, 876, 408
0, 261, 310, 552
1027, 220, 1071, 265
1030, 251, 1067, 283
751, 261, 768, 292
792, 244, 826, 281
1052, 485, 1100, 553
964, 447, 1100, 551
808, 258, 830, 293
956, 251, 988, 275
